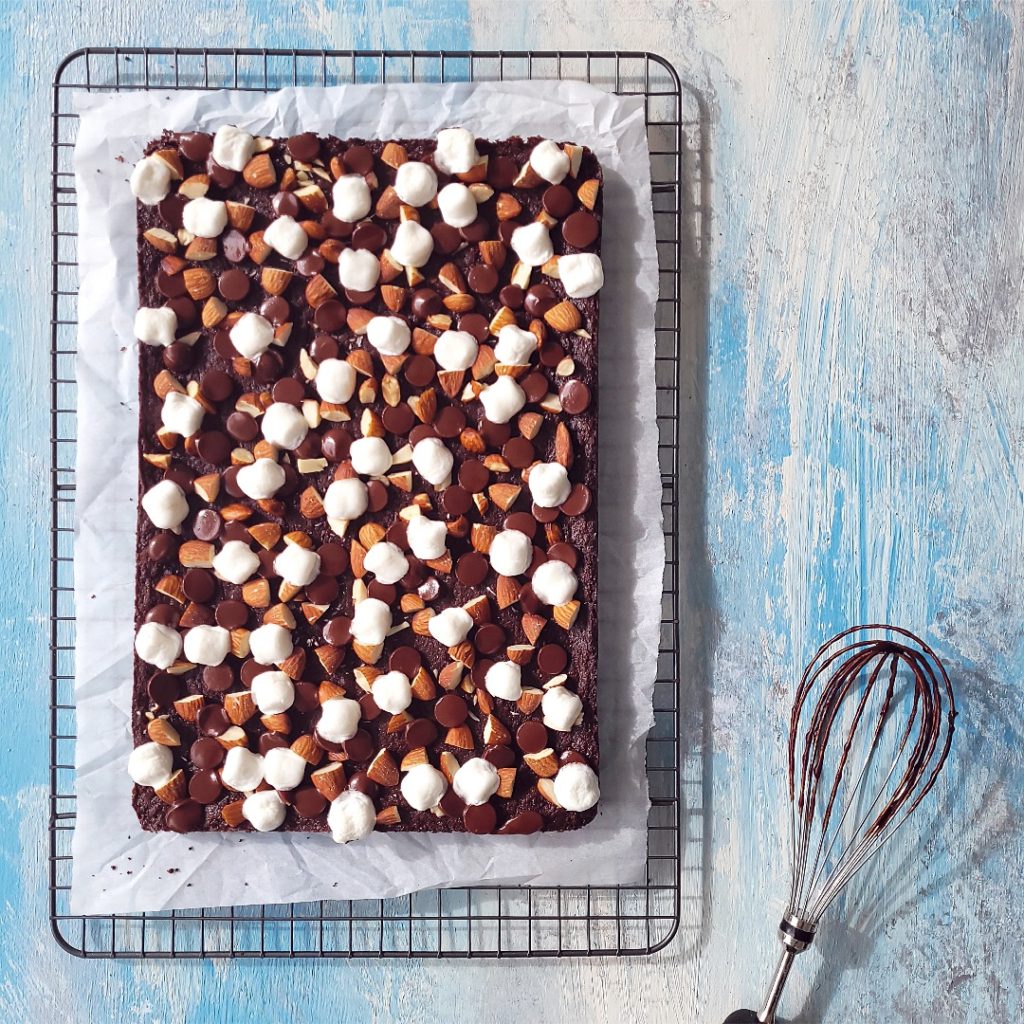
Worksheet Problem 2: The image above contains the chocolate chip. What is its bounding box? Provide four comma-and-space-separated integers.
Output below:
405, 718, 438, 749
409, 423, 437, 445
293, 681, 319, 712
560, 483, 592, 517
218, 268, 250, 302
351, 222, 387, 252
487, 156, 518, 189
310, 334, 339, 361
260, 297, 291, 327
214, 600, 248, 630
434, 693, 468, 728
521, 372, 548, 404
389, 645, 422, 678
455, 551, 488, 586
542, 184, 575, 218
179, 131, 212, 162
505, 512, 536, 538
322, 213, 354, 238
367, 480, 389, 512
145, 603, 179, 627
190, 736, 225, 769
321, 427, 352, 463
158, 193, 187, 230
162, 341, 193, 373
532, 502, 561, 524
240, 659, 264, 687
186, 770, 221, 805
156, 269, 186, 299
382, 403, 415, 435
525, 284, 557, 318
207, 159, 237, 189
468, 265, 498, 294
387, 519, 409, 550
165, 799, 204, 833
147, 532, 179, 562
440, 485, 470, 517
439, 788, 466, 816
214, 329, 238, 360
430, 222, 462, 255
537, 643, 568, 675
561, 750, 588, 766
560, 379, 592, 414
182, 567, 215, 603
254, 351, 284, 386
147, 672, 179, 708
313, 299, 347, 332
458, 458, 489, 493
498, 284, 524, 309
287, 132, 320, 162
516, 720, 548, 754
192, 508, 222, 542
225, 411, 258, 442
272, 191, 301, 218
502, 436, 535, 468
471, 658, 493, 690
480, 419, 511, 447
197, 705, 231, 737
404, 354, 435, 387
561, 210, 599, 248
259, 732, 289, 754
463, 803, 497, 834
322, 616, 351, 646
195, 430, 231, 466
546, 542, 578, 569
272, 377, 305, 406
292, 786, 327, 818
411, 288, 443, 319
164, 465, 194, 491
359, 692, 381, 721
540, 339, 566, 367
458, 313, 490, 341
415, 574, 439, 600
343, 729, 374, 761
297, 250, 326, 277
343, 144, 374, 174
348, 771, 378, 798
305, 573, 339, 605
474, 623, 505, 655
459, 218, 490, 243
434, 406, 466, 439
496, 810, 543, 835
222, 230, 249, 263
317, 542, 349, 575
483, 744, 516, 768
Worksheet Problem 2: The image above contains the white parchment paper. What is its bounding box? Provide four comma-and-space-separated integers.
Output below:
71, 81, 663, 914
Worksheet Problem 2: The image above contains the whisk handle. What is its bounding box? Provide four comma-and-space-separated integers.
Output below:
722, 1013, 760, 1023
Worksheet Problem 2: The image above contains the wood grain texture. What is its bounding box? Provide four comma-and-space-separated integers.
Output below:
1, 0, 1021, 1021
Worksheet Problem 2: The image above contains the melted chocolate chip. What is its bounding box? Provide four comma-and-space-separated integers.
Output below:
463, 802, 497, 834
192, 508, 222, 542
516, 720, 548, 754
165, 799, 204, 833
190, 736, 225, 769
287, 132, 320, 162
434, 693, 468, 728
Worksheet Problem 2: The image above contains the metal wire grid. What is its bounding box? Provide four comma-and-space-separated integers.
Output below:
50, 48, 697, 958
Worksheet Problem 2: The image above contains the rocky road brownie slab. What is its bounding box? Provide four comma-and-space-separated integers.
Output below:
127, 124, 602, 840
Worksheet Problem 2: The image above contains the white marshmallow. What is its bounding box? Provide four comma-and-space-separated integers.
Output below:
366, 315, 411, 356
553, 762, 600, 812
558, 253, 604, 298
332, 174, 371, 222
135, 306, 178, 347
389, 220, 434, 268
127, 742, 173, 788
213, 540, 260, 585
251, 671, 295, 715
436, 182, 477, 228
412, 437, 453, 486
337, 247, 380, 291
363, 541, 409, 585
183, 624, 231, 666
428, 606, 473, 647
161, 391, 205, 437
433, 330, 478, 371
221, 747, 264, 792
494, 324, 537, 366
323, 477, 369, 520
433, 127, 479, 175
230, 312, 275, 359
212, 124, 255, 172
350, 597, 392, 645
327, 790, 376, 844
510, 222, 554, 267
134, 621, 182, 669
274, 544, 321, 587
371, 670, 413, 714
182, 196, 228, 238
530, 139, 571, 184
452, 756, 499, 806
261, 402, 309, 450
488, 529, 532, 577
394, 161, 438, 206
236, 458, 286, 500
315, 358, 356, 404
141, 479, 189, 530
479, 376, 526, 424
249, 623, 293, 665
350, 436, 392, 477
317, 698, 361, 744
130, 155, 171, 205
532, 560, 578, 605
263, 215, 309, 260
542, 686, 583, 731
262, 747, 306, 791
528, 462, 572, 508
484, 661, 523, 701
242, 789, 287, 830
406, 516, 447, 560
401, 764, 447, 811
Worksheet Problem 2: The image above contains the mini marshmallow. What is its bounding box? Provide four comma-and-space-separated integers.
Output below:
479, 376, 526, 424
127, 742, 173, 788
337, 247, 380, 291
236, 458, 286, 500
389, 220, 434, 268
229, 312, 275, 359
263, 215, 308, 260
436, 182, 477, 228
251, 671, 296, 715
242, 789, 287, 831
428, 606, 473, 647
371, 670, 413, 714
328, 790, 376, 844
532, 560, 579, 605
485, 661, 523, 702
161, 391, 205, 437
350, 597, 392, 645
401, 764, 447, 811
262, 402, 309, 450
130, 155, 171, 205
406, 516, 448, 560
134, 621, 182, 669
510, 222, 554, 267
558, 253, 604, 298
363, 542, 409, 585
494, 324, 537, 366
221, 746, 264, 792
488, 529, 533, 577
141, 480, 189, 530
452, 756, 499, 806
183, 624, 231, 666
262, 747, 306, 791
412, 437, 454, 486
350, 436, 392, 477
135, 306, 178, 347
332, 174, 371, 222
542, 685, 584, 732
553, 762, 600, 812
530, 139, 571, 184
394, 161, 438, 206
213, 540, 260, 585
528, 462, 572, 508
323, 478, 369, 520
212, 124, 255, 172
274, 544, 321, 587
249, 623, 293, 666
433, 330, 478, 371
433, 127, 479, 175
317, 697, 361, 744
366, 315, 411, 356
315, 358, 356, 404
182, 196, 228, 238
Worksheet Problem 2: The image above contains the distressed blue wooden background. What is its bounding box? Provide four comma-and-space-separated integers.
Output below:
2, 1, 1022, 1021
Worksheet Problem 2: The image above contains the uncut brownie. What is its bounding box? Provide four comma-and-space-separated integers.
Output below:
126, 124, 604, 840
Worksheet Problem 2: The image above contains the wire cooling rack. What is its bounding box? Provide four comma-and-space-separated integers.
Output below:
50, 48, 703, 958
